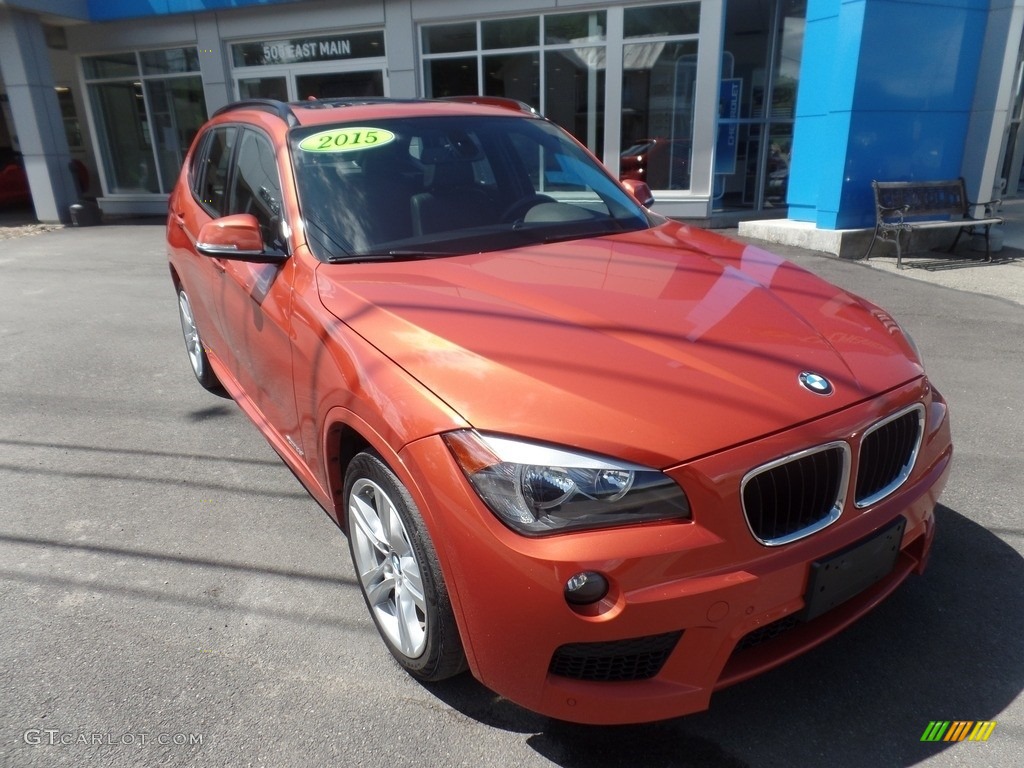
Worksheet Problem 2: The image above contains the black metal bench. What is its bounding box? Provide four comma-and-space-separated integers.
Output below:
865, 178, 1002, 268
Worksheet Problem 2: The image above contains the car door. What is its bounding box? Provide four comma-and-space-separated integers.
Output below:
169, 125, 238, 365
214, 127, 303, 456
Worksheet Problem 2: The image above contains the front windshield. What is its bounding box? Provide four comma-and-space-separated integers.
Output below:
289, 115, 650, 261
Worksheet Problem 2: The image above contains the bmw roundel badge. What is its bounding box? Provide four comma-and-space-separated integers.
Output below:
798, 371, 834, 395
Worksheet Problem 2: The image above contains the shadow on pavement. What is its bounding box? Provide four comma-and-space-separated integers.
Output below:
187, 404, 237, 421
424, 503, 1022, 767
895, 246, 1024, 272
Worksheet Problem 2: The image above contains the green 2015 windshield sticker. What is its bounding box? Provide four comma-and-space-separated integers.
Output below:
298, 127, 395, 152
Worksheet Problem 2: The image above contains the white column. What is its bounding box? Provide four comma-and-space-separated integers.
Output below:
196, 15, 232, 113
602, 7, 624, 172
384, 0, 417, 97
963, 0, 1024, 213
0, 7, 80, 223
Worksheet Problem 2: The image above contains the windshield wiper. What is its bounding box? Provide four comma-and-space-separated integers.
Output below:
541, 229, 620, 244
326, 249, 445, 264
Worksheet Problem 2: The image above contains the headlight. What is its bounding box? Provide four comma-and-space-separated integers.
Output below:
443, 431, 691, 536
872, 308, 922, 363
900, 323, 922, 362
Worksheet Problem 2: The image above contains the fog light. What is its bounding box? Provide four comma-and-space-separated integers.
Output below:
564, 571, 609, 605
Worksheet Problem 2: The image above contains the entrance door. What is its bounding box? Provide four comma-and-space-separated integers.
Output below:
713, 0, 806, 213
238, 76, 288, 101
295, 70, 384, 99
235, 68, 386, 101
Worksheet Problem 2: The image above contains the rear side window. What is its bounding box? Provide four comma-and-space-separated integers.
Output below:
192, 126, 237, 218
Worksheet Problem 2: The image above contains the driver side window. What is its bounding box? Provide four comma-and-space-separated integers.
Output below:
228, 129, 285, 251
193, 126, 237, 218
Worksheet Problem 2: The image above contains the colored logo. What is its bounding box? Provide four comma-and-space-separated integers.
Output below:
798, 371, 833, 395
920, 721, 997, 742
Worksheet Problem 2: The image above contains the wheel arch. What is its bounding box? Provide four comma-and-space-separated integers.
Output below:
321, 407, 434, 537
324, 418, 372, 533
321, 407, 477, 668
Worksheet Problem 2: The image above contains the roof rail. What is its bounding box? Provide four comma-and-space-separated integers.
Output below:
439, 96, 540, 116
295, 97, 423, 110
210, 96, 543, 124
212, 99, 299, 126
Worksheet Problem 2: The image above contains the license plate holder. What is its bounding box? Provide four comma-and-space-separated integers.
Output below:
802, 516, 906, 621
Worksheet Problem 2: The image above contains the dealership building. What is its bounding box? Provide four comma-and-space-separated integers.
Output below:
2, 0, 1023, 253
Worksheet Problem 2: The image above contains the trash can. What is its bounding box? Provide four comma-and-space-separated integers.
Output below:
69, 200, 101, 227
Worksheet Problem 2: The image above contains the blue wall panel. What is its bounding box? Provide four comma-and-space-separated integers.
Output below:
86, 0, 302, 22
837, 111, 973, 227
790, 0, 989, 230
856, 1, 985, 113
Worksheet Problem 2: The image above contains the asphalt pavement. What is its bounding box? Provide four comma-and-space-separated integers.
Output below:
0, 217, 1021, 768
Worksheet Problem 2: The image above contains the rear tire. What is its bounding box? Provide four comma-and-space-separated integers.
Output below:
345, 451, 467, 681
177, 287, 224, 394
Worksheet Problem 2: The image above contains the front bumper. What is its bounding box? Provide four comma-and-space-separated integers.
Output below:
398, 378, 951, 724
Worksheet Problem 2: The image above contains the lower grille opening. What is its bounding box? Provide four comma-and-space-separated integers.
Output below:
549, 630, 683, 682
736, 615, 802, 652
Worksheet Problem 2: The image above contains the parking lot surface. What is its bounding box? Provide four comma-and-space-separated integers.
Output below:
0, 223, 1021, 767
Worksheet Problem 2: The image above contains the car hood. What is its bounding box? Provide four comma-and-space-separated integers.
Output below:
316, 220, 922, 467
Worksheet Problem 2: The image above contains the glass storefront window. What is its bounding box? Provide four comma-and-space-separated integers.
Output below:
296, 71, 385, 99
145, 78, 206, 193
421, 12, 606, 157
141, 47, 200, 75
229, 30, 387, 102
83, 52, 137, 79
230, 31, 385, 68
545, 11, 606, 44
482, 17, 538, 49
545, 49, 604, 154
56, 88, 82, 150
424, 58, 478, 99
618, 4, 700, 193
714, 0, 806, 212
239, 77, 288, 101
84, 47, 207, 196
624, 3, 700, 38
484, 53, 539, 104
765, 124, 793, 206
88, 81, 159, 193
422, 23, 476, 54
771, 4, 804, 120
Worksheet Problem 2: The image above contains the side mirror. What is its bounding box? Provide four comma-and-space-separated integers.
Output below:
196, 213, 286, 263
622, 179, 655, 208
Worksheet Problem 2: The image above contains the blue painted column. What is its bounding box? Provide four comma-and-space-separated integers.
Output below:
789, 0, 989, 229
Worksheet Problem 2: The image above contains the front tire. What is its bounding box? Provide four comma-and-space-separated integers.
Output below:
176, 287, 224, 394
345, 451, 466, 681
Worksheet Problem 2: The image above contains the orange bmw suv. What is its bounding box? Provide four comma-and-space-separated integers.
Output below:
167, 97, 952, 724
